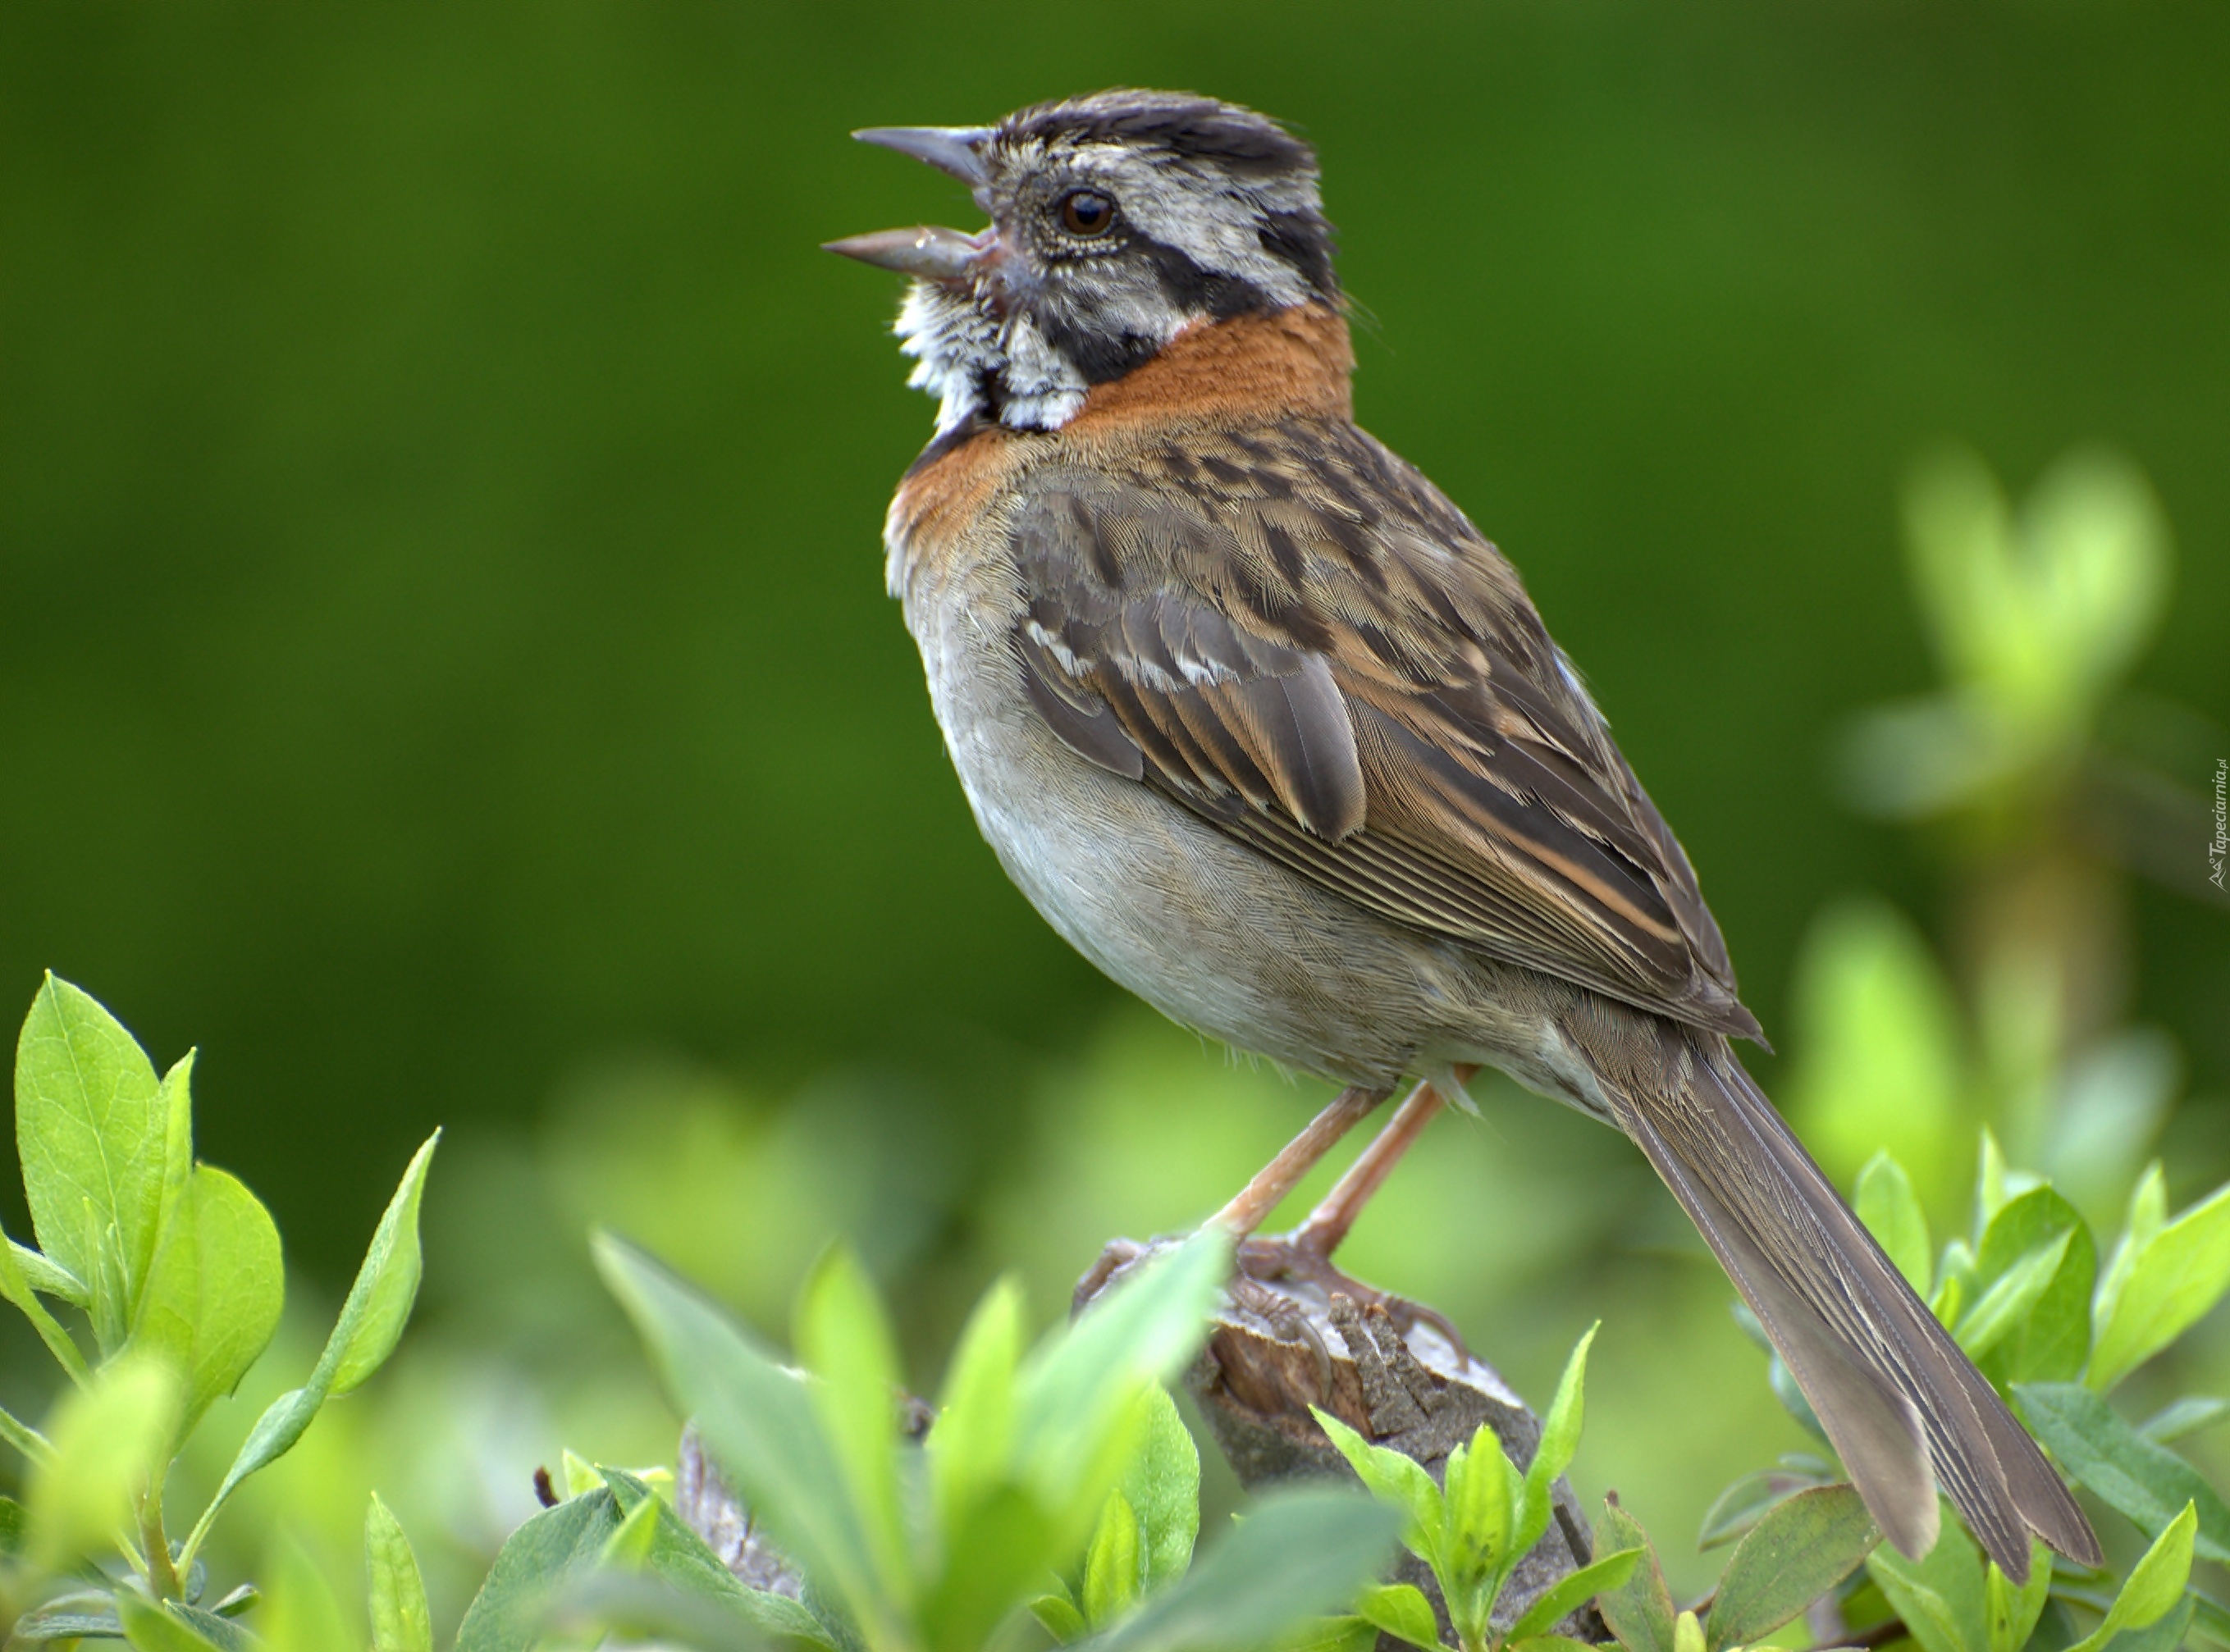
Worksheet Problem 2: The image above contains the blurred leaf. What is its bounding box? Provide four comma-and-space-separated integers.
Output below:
2065, 1502, 2196, 1652
453, 1486, 623, 1652
1122, 1385, 1200, 1594
1868, 1513, 1985, 1652
130, 1166, 285, 1443
366, 1494, 432, 1652
1354, 1582, 1439, 1649
117, 1592, 232, 1652
1858, 1152, 1934, 1296
14, 974, 169, 1353
1519, 1322, 1597, 1559
1035, 1589, 1089, 1644
1705, 1484, 1878, 1652
2042, 1034, 2177, 1217
1312, 1408, 1443, 1561
1084, 1489, 1400, 1652
794, 1244, 911, 1611
593, 1232, 885, 1639
1976, 1131, 2014, 1234
1788, 901, 1965, 1198
1697, 1463, 1830, 1550
1596, 1499, 1676, 1652
2139, 1396, 2228, 1443
928, 1276, 1021, 1540
1507, 1546, 1640, 1641
1083, 1491, 1142, 1628
2089, 1179, 2230, 1392
260, 1537, 363, 1652
2013, 1383, 2230, 1563
26, 1352, 177, 1572
184, 1132, 439, 1562
2104, 1595, 2196, 1652
1277, 1617, 1381, 1652
1984, 1544, 2050, 1652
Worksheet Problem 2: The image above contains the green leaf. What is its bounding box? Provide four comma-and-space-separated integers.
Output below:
259, 1536, 363, 1652
322, 1130, 439, 1396
1706, 1484, 1878, 1652
1035, 1590, 1090, 1644
1858, 1152, 1935, 1296
1512, 1638, 1603, 1652
930, 1277, 1022, 1537
1353, 1582, 1440, 1650
1122, 1385, 1200, 1594
2094, 1165, 2167, 1335
453, 1487, 624, 1652
1519, 1324, 1598, 1559
11, 1240, 89, 1307
117, 1592, 231, 1652
26, 1352, 179, 1572
597, 1467, 836, 1645
1311, 1406, 1444, 1561
1444, 1426, 1514, 1578
2090, 1180, 2230, 1393
1984, 1545, 2051, 1652
1277, 1617, 1382, 1652
2014, 1382, 2230, 1563
594, 1234, 885, 1631
2103, 1595, 2195, 1652
0, 1213, 91, 1385
794, 1244, 911, 1609
1697, 1464, 1830, 1550
1085, 1489, 1401, 1652
1967, 1187, 2096, 1385
1083, 1490, 1144, 1628
2065, 1502, 2196, 1652
1595, 1499, 1676, 1652
1868, 1513, 1986, 1652
2189, 1590, 2230, 1650
14, 974, 171, 1353
1506, 1545, 1641, 1642
1955, 1227, 2075, 1365
181, 1133, 439, 1565
1016, 1234, 1224, 1508
366, 1494, 432, 1652
2139, 1395, 2228, 1444
129, 1166, 285, 1443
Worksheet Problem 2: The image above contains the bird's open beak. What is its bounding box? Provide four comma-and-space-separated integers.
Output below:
825, 125, 997, 282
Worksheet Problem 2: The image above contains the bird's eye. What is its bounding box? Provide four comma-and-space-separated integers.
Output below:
1057, 189, 1116, 237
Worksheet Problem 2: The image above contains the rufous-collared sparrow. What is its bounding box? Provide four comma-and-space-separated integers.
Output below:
828, 89, 2096, 1579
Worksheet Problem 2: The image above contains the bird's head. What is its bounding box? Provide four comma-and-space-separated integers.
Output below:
828, 89, 1339, 435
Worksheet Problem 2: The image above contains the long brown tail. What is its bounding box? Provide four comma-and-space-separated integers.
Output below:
1575, 1010, 2100, 1581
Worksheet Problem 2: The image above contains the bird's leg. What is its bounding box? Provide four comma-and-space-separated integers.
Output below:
1205, 1084, 1391, 1240
1236, 1066, 1476, 1351
1290, 1069, 1465, 1257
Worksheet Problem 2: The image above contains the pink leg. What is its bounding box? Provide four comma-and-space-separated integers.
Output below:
1289, 1069, 1468, 1258
1206, 1084, 1391, 1239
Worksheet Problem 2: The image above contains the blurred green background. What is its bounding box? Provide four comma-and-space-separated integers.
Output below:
3, 0, 2227, 1630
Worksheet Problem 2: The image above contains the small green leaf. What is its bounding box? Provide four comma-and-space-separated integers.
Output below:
1857, 1152, 1934, 1296
1085, 1489, 1401, 1652
2090, 1180, 2230, 1393
1353, 1581, 1440, 1649
1868, 1516, 1985, 1652
10, 1239, 89, 1307
1955, 1228, 2075, 1363
0, 1215, 90, 1385
597, 1467, 837, 1645
1444, 1426, 1513, 1576
1123, 1385, 1200, 1593
366, 1494, 432, 1652
453, 1488, 624, 1652
1969, 1187, 2095, 1385
2014, 1381, 2230, 1563
322, 1131, 440, 1395
1083, 1490, 1144, 1628
1675, 1609, 1706, 1652
15, 975, 170, 1353
1519, 1324, 1598, 1558
1035, 1590, 1089, 1644
1984, 1545, 2050, 1652
1697, 1464, 1830, 1550
794, 1244, 911, 1609
1705, 1483, 1878, 1652
26, 1353, 178, 1572
1506, 1545, 1641, 1642
2064, 1502, 2196, 1652
2095, 1166, 2168, 1338
1312, 1407, 1444, 1560
1595, 1499, 1676, 1652
129, 1166, 285, 1443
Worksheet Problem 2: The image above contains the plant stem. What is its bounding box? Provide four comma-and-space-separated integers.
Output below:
0, 1401, 52, 1466
140, 1461, 181, 1601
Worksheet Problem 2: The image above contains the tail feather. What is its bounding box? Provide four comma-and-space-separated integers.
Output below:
1587, 1019, 2100, 1580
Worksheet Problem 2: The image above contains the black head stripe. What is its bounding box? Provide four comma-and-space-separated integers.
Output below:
1140, 237, 1272, 322
1003, 89, 1318, 181
1258, 211, 1339, 299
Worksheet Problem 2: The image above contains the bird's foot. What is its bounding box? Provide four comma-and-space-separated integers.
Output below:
1235, 1231, 1473, 1362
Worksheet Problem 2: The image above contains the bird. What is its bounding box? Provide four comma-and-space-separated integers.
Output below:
825, 88, 2100, 1581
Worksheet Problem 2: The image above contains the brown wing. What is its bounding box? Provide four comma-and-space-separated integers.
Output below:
1008, 421, 1761, 1040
